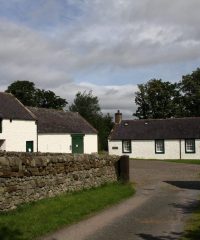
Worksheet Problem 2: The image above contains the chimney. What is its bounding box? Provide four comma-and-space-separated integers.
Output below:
115, 110, 122, 124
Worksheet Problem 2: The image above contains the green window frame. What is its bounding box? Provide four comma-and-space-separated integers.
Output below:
155, 140, 165, 154
122, 140, 132, 153
185, 139, 195, 153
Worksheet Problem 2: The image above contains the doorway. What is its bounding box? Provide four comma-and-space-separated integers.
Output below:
71, 134, 84, 154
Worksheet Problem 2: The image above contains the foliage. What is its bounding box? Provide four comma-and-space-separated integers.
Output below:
6, 80, 67, 110
6, 80, 36, 107
70, 91, 114, 150
134, 79, 180, 119
69, 91, 101, 124
134, 68, 200, 119
180, 68, 200, 117
35, 89, 67, 110
0, 183, 135, 240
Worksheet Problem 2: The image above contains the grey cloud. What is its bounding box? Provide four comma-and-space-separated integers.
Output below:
0, 0, 200, 119
52, 82, 137, 119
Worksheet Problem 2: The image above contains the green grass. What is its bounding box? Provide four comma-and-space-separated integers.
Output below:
0, 182, 135, 240
130, 158, 200, 165
166, 160, 200, 165
181, 202, 200, 240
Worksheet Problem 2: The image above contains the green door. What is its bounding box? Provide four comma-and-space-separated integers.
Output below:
26, 141, 33, 152
71, 134, 84, 154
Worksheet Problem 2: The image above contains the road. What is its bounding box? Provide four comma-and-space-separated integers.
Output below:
43, 160, 200, 240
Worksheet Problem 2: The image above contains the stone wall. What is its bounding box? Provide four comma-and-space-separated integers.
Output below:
0, 152, 119, 211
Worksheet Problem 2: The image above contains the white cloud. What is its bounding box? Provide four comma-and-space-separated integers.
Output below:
0, 0, 200, 119
52, 82, 137, 119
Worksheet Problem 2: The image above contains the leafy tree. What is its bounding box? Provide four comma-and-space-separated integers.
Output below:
6, 80, 36, 106
134, 79, 180, 119
6, 80, 67, 110
69, 91, 100, 124
70, 91, 114, 151
179, 68, 200, 117
35, 89, 67, 110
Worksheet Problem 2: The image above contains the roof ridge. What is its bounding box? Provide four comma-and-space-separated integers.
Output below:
122, 117, 200, 122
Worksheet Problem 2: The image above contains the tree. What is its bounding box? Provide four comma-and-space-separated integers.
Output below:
6, 80, 36, 106
35, 89, 67, 110
70, 91, 114, 151
69, 91, 100, 124
134, 79, 180, 119
6, 80, 67, 110
179, 68, 200, 117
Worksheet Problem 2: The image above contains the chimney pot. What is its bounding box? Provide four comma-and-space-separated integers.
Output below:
115, 110, 122, 124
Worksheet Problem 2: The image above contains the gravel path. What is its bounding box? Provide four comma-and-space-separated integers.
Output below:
42, 160, 200, 240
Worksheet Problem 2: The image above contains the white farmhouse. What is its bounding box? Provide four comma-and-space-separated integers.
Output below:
28, 107, 98, 154
108, 110, 200, 160
0, 92, 37, 152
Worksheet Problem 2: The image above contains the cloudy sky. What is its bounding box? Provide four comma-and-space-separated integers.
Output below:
0, 0, 200, 119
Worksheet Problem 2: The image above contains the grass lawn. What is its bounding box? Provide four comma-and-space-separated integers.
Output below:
166, 160, 200, 165
181, 202, 200, 240
130, 158, 200, 165
0, 182, 135, 240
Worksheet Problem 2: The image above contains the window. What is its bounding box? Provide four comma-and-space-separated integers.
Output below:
122, 140, 131, 153
185, 139, 195, 153
155, 140, 164, 154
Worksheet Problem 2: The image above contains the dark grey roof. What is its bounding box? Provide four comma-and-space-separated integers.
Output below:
28, 107, 98, 134
110, 118, 200, 140
0, 92, 36, 120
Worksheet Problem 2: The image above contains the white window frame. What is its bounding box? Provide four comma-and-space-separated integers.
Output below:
155, 140, 164, 154
185, 139, 195, 153
122, 140, 131, 153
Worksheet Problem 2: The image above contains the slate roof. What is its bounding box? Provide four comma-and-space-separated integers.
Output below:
0, 92, 36, 120
109, 118, 200, 140
28, 107, 98, 134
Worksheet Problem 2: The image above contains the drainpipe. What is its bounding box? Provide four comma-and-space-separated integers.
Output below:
36, 120, 38, 152
179, 139, 182, 159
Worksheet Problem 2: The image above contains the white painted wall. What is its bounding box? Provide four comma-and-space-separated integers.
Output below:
38, 134, 72, 153
84, 134, 98, 154
108, 139, 200, 160
38, 133, 98, 154
108, 140, 123, 156
0, 119, 37, 152
181, 139, 200, 159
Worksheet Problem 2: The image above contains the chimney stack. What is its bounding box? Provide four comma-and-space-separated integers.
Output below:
115, 110, 122, 124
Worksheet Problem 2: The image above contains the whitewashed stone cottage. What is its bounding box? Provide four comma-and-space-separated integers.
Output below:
28, 107, 98, 154
0, 92, 37, 152
108, 110, 200, 159
0, 92, 98, 153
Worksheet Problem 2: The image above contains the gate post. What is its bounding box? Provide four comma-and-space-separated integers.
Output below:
118, 155, 130, 183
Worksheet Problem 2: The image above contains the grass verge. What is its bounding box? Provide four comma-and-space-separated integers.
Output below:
130, 158, 200, 165
166, 160, 200, 165
0, 182, 135, 240
181, 202, 200, 240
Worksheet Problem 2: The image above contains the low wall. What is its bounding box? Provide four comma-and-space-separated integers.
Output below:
0, 152, 119, 211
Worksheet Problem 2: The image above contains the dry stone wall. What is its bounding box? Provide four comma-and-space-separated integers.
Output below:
0, 152, 119, 211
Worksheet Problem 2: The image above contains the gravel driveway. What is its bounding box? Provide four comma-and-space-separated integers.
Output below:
43, 160, 200, 240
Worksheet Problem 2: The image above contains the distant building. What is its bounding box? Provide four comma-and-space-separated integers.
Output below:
108, 110, 200, 159
0, 92, 98, 154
